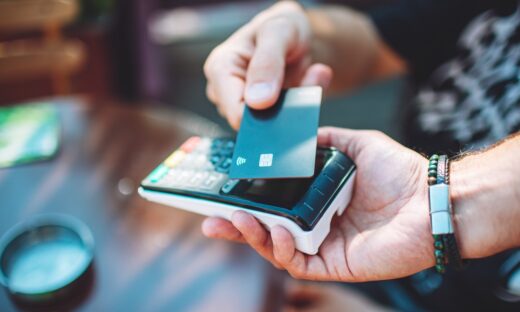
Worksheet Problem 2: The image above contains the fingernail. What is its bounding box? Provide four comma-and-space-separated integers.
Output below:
246, 82, 275, 102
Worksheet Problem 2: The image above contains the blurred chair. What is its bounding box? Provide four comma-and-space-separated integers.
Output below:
0, 0, 85, 95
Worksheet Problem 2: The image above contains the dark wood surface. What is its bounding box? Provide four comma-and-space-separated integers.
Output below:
0, 98, 280, 311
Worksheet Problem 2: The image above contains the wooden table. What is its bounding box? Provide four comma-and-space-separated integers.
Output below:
0, 98, 281, 311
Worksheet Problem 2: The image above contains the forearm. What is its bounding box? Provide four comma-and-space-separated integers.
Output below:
451, 133, 520, 259
307, 6, 406, 93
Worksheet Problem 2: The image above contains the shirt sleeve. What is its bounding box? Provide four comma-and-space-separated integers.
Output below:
366, 0, 500, 79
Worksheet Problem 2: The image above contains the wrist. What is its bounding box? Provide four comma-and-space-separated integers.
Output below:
450, 146, 520, 259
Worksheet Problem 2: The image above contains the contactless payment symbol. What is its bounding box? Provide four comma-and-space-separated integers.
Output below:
236, 156, 247, 166
259, 153, 273, 167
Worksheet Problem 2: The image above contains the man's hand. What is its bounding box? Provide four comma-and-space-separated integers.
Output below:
203, 1, 406, 130
203, 1, 332, 129
202, 127, 433, 282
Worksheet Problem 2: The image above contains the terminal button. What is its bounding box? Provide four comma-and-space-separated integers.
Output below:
180, 136, 201, 153
221, 179, 239, 194
147, 164, 169, 183
200, 173, 225, 190
164, 150, 186, 168
303, 202, 315, 211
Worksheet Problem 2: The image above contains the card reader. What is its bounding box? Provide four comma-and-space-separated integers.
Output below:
139, 136, 356, 255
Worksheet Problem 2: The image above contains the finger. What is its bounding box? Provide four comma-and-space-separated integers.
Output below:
282, 56, 311, 88
317, 127, 343, 148
245, 18, 299, 110
283, 61, 333, 91
201, 217, 245, 243
214, 75, 246, 130
271, 226, 309, 279
206, 82, 227, 118
299, 63, 333, 90
206, 82, 228, 118
205, 82, 218, 105
317, 127, 364, 160
204, 49, 247, 130
231, 211, 281, 267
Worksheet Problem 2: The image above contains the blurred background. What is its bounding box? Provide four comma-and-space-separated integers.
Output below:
0, 0, 403, 138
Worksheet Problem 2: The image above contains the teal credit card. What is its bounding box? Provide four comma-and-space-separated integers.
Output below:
229, 86, 322, 179
0, 103, 60, 168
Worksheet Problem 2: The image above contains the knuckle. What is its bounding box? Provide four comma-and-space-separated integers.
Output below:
264, 16, 294, 32
259, 16, 298, 42
275, 0, 304, 13
319, 126, 337, 133
272, 248, 289, 266
272, 250, 282, 263
247, 233, 263, 246
205, 84, 216, 102
203, 56, 214, 78
216, 104, 226, 117
364, 129, 386, 139
250, 54, 283, 74
288, 268, 303, 280
204, 46, 225, 77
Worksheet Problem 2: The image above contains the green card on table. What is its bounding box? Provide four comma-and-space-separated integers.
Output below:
0, 103, 60, 168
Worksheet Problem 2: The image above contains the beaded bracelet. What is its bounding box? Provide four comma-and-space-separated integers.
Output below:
428, 155, 449, 273
428, 154, 464, 273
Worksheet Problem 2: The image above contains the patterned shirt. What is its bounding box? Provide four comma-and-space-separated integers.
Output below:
370, 0, 520, 154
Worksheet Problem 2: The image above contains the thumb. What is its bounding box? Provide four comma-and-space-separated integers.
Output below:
317, 127, 368, 161
245, 19, 300, 110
